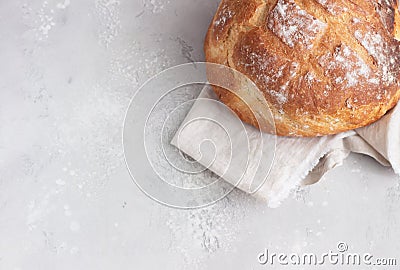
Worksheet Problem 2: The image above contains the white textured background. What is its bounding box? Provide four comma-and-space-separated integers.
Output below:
1, 0, 400, 269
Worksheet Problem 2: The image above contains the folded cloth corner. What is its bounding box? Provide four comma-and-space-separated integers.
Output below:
171, 85, 400, 207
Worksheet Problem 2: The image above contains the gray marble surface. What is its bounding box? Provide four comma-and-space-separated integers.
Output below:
1, 0, 400, 269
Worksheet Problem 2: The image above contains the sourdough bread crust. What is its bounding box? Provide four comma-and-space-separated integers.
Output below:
205, 0, 400, 137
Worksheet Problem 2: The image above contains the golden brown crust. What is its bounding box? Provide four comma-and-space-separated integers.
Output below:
205, 0, 400, 137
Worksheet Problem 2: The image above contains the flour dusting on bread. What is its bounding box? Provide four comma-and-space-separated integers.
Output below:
268, 0, 327, 49
205, 0, 400, 137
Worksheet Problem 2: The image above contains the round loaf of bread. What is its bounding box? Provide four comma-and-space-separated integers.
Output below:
205, 0, 400, 136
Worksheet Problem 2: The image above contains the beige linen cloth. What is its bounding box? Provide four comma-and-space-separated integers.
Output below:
171, 86, 400, 207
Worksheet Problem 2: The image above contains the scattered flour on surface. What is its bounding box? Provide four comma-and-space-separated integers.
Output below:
144, 0, 170, 14
95, 0, 121, 48
56, 0, 70, 9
